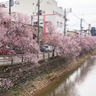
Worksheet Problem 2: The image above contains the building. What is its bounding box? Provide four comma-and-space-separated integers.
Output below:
67, 31, 77, 37
67, 29, 91, 37
1, 0, 64, 18
1, 0, 65, 41
91, 27, 96, 36
32, 14, 64, 41
8, 0, 64, 17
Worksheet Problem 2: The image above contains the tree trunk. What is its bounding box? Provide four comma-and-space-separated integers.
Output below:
52, 49, 54, 57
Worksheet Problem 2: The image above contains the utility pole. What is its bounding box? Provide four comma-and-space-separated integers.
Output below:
31, 16, 33, 37
80, 18, 83, 35
31, 16, 33, 25
37, 0, 40, 44
64, 9, 66, 36
88, 24, 91, 35
9, 0, 11, 15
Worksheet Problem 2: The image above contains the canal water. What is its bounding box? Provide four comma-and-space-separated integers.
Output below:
33, 55, 96, 96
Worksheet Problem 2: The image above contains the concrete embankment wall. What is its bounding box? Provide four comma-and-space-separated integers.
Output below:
0, 56, 66, 93
0, 50, 96, 95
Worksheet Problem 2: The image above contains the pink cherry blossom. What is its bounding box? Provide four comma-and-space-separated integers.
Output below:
0, 7, 39, 65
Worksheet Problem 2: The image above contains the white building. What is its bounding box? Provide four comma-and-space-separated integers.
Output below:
1, 0, 64, 16
32, 14, 64, 41
1, 0, 65, 40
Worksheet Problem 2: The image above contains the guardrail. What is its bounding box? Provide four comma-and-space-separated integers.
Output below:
0, 51, 59, 66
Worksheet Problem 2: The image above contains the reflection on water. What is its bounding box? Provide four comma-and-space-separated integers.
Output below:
33, 55, 96, 96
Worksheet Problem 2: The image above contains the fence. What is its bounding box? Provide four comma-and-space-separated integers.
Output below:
0, 51, 59, 66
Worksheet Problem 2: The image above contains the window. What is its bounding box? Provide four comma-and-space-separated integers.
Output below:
46, 33, 50, 36
34, 22, 38, 25
45, 21, 48, 26
53, 11, 55, 14
53, 11, 63, 17
47, 1, 50, 4
40, 22, 43, 24
57, 22, 59, 27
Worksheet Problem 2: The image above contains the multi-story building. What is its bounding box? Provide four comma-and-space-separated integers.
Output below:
91, 27, 96, 36
1, 0, 65, 41
32, 14, 64, 41
8, 0, 64, 17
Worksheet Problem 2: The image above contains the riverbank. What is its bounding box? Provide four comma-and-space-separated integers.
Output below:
2, 50, 96, 96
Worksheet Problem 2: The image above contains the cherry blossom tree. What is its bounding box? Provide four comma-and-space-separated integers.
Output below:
1, 7, 96, 92
0, 7, 40, 91
46, 21, 56, 35
84, 36, 96, 52
46, 21, 96, 61
59, 36, 81, 62
74, 35, 96, 54
46, 32, 62, 57
46, 21, 62, 56
0, 8, 39, 65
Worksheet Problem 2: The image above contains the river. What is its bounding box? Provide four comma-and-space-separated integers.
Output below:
33, 55, 96, 96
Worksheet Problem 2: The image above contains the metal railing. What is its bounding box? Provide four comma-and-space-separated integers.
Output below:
0, 51, 59, 66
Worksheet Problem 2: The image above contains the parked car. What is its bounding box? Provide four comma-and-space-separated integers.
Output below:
40, 45, 46, 52
0, 50, 9, 55
43, 45, 52, 52
0, 50, 16, 55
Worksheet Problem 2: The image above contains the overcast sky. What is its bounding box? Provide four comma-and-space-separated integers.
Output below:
56, 0, 96, 30
1, 0, 96, 30
0, 0, 8, 2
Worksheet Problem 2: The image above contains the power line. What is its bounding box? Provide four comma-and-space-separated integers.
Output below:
79, 13, 96, 16
71, 12, 88, 26
71, 12, 81, 19
83, 19, 88, 25
69, 22, 79, 28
